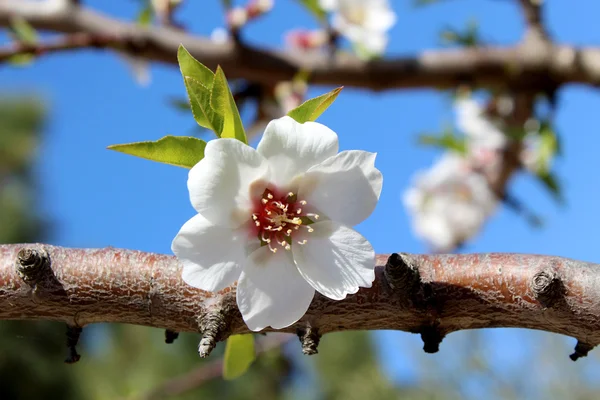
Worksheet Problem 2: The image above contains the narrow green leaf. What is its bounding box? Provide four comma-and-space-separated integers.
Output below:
223, 335, 256, 380
10, 17, 38, 45
418, 131, 467, 155
185, 76, 224, 134
298, 0, 326, 20
211, 66, 247, 143
536, 171, 564, 205
178, 45, 215, 87
287, 87, 343, 123
107, 135, 206, 168
137, 4, 153, 26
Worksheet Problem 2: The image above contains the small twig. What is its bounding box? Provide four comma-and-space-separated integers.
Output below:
65, 324, 82, 364
0, 32, 121, 63
164, 329, 179, 344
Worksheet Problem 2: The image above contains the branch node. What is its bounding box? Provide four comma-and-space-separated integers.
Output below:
531, 269, 564, 307
165, 329, 179, 344
570, 341, 595, 362
297, 327, 321, 355
65, 325, 82, 364
16, 247, 50, 284
197, 312, 228, 358
420, 326, 444, 354
384, 253, 420, 292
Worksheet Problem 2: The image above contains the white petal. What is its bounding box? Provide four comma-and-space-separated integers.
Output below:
257, 116, 339, 188
299, 150, 382, 226
236, 246, 315, 331
172, 214, 247, 292
364, 6, 396, 31
318, 0, 338, 10
292, 221, 375, 300
188, 138, 270, 228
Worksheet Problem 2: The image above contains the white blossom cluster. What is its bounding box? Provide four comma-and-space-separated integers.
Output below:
404, 97, 546, 252
319, 0, 396, 55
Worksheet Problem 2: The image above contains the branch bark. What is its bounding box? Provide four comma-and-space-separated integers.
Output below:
2, 243, 600, 360
2, 2, 600, 91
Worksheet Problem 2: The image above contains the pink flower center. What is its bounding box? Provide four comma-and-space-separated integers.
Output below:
252, 188, 319, 253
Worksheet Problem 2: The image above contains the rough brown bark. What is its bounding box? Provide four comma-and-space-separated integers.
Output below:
2, 243, 599, 360
2, 2, 600, 91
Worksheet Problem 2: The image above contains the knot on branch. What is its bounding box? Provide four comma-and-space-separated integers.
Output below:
384, 253, 420, 293
197, 311, 229, 358
570, 341, 595, 362
16, 247, 50, 284
531, 268, 564, 307
165, 329, 179, 344
297, 327, 321, 355
65, 325, 82, 364
420, 326, 445, 354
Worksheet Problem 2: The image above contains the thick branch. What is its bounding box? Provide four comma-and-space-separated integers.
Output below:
2, 3, 600, 91
2, 243, 600, 359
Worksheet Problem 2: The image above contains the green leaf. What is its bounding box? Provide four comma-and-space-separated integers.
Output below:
418, 130, 467, 155
535, 123, 559, 173
287, 87, 343, 123
211, 66, 247, 143
536, 171, 564, 205
178, 45, 215, 87
185, 76, 224, 134
298, 0, 326, 20
10, 17, 38, 45
107, 135, 206, 168
223, 335, 256, 380
137, 4, 153, 26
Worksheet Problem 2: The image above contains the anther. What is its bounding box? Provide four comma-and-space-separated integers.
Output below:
300, 200, 307, 205
261, 198, 268, 204
255, 221, 260, 226
285, 244, 291, 250
267, 193, 273, 199
296, 209, 302, 214
297, 240, 307, 245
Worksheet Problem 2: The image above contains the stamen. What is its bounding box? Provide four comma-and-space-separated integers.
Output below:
297, 240, 307, 245
267, 193, 273, 199
252, 214, 258, 220
261, 198, 268, 204
296, 208, 302, 214
299, 200, 307, 205
255, 221, 260, 226
284, 244, 291, 250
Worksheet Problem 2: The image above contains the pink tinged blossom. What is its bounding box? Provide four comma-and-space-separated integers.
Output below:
172, 116, 382, 331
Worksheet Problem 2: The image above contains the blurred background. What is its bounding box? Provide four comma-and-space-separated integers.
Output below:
2, 0, 600, 399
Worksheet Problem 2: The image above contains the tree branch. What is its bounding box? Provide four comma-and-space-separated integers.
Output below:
2, 2, 600, 91
2, 243, 600, 361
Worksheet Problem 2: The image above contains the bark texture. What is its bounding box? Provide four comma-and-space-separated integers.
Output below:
2, 244, 599, 359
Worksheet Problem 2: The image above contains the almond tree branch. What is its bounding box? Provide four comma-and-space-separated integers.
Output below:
2, 243, 600, 361
0, 32, 120, 62
2, 2, 600, 91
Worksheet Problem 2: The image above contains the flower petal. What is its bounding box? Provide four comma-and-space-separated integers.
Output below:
237, 246, 315, 331
257, 116, 339, 188
172, 214, 247, 292
299, 150, 382, 226
188, 138, 270, 228
292, 220, 375, 300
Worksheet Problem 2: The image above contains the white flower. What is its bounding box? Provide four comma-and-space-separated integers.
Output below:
455, 98, 507, 150
172, 116, 382, 331
319, 0, 396, 55
403, 154, 497, 252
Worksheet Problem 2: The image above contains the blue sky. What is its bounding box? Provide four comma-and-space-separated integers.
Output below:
3, 0, 600, 396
